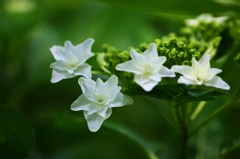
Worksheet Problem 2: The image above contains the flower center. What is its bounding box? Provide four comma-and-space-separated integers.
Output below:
97, 97, 105, 105
70, 59, 79, 68
142, 64, 154, 77
194, 68, 207, 81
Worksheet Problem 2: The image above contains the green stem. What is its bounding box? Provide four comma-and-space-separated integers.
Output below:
190, 101, 207, 121
189, 98, 236, 137
171, 105, 189, 159
176, 106, 188, 159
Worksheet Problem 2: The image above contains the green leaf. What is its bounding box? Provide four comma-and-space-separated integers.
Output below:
0, 108, 35, 159
127, 84, 226, 106
103, 121, 160, 159
97, 0, 240, 16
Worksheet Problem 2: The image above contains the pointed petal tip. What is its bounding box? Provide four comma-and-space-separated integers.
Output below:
149, 43, 157, 49
64, 40, 72, 46
86, 37, 95, 43
141, 84, 155, 92
50, 78, 59, 83
89, 128, 99, 132
125, 95, 134, 105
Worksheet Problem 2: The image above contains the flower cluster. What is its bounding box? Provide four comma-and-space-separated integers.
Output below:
50, 14, 232, 132
50, 39, 133, 132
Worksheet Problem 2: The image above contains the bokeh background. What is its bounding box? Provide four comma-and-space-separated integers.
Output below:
1, 0, 240, 159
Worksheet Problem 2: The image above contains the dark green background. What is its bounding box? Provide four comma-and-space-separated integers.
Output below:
1, 0, 240, 159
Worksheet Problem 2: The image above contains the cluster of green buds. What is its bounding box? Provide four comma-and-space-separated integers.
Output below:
50, 14, 236, 132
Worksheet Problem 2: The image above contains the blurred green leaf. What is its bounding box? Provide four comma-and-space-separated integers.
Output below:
104, 121, 160, 159
127, 84, 226, 106
220, 139, 240, 159
97, 0, 240, 17
0, 108, 35, 159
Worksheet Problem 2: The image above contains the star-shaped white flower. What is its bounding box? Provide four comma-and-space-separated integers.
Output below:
50, 38, 94, 83
185, 14, 228, 27
71, 75, 133, 132
115, 43, 175, 92
171, 54, 230, 90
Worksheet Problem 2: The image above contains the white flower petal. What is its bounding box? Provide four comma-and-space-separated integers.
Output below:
208, 68, 222, 80
148, 73, 161, 82
50, 69, 74, 83
143, 43, 158, 58
109, 92, 133, 108
178, 76, 197, 85
97, 107, 112, 118
96, 78, 104, 89
199, 54, 210, 65
159, 66, 175, 78
87, 104, 102, 115
130, 49, 143, 61
198, 54, 211, 71
84, 112, 106, 132
94, 77, 121, 104
104, 75, 118, 88
50, 46, 67, 61
99, 75, 121, 103
134, 74, 149, 85
116, 61, 141, 74
74, 38, 94, 63
134, 75, 158, 91
71, 95, 91, 111
192, 57, 202, 71
141, 81, 159, 92
204, 76, 230, 90
171, 65, 193, 80
74, 63, 92, 78
50, 60, 72, 71
64, 40, 74, 50
78, 77, 96, 101
155, 56, 167, 66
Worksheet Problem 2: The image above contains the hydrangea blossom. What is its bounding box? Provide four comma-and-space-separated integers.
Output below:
185, 14, 228, 27
171, 54, 230, 90
50, 38, 94, 83
71, 75, 133, 132
116, 43, 175, 92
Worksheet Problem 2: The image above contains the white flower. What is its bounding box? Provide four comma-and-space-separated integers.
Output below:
71, 75, 133, 132
116, 43, 175, 92
50, 38, 94, 83
171, 54, 230, 90
185, 14, 228, 27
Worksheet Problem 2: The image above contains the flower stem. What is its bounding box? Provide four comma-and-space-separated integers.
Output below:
172, 105, 189, 159
189, 98, 236, 137
190, 101, 207, 121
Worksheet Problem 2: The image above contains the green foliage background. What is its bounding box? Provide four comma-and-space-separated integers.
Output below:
0, 0, 240, 159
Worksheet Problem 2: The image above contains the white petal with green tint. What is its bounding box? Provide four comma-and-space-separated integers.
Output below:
171, 54, 230, 90
116, 43, 175, 92
50, 38, 94, 83
71, 75, 133, 132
